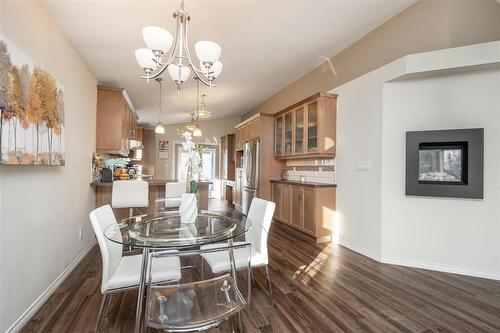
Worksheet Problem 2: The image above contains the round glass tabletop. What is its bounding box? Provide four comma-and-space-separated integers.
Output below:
104, 210, 251, 249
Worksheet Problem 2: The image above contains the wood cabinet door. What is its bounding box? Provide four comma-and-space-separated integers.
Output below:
272, 184, 281, 220
284, 111, 293, 155
281, 185, 291, 224
275, 116, 283, 156
306, 101, 318, 152
302, 188, 315, 234
294, 106, 305, 154
291, 186, 303, 228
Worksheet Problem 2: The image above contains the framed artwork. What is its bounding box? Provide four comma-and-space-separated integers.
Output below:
0, 34, 65, 166
158, 140, 169, 159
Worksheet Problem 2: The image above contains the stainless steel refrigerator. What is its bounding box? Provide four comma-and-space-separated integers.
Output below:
242, 140, 260, 215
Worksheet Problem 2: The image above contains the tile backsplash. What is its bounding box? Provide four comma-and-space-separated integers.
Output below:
284, 158, 336, 184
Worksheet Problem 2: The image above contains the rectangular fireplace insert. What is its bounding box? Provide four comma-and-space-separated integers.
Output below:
406, 129, 483, 199
418, 142, 467, 185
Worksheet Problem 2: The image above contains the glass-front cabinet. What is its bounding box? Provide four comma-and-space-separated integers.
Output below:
294, 107, 304, 154
274, 93, 337, 158
306, 101, 318, 152
275, 116, 283, 156
284, 112, 293, 155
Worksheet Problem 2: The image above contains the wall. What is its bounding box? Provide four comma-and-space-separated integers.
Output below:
330, 41, 500, 279
0, 2, 97, 331
243, 0, 500, 119
381, 69, 500, 276
153, 116, 241, 180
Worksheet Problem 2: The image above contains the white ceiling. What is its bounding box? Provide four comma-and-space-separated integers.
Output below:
44, 0, 414, 126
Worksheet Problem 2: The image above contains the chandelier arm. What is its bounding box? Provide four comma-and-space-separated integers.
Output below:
181, 14, 216, 87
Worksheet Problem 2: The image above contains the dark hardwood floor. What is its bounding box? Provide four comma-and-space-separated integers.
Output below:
21, 220, 500, 333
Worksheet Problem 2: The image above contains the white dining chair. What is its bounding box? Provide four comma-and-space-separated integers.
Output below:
89, 205, 181, 332
200, 198, 276, 306
163, 181, 187, 209
111, 180, 149, 217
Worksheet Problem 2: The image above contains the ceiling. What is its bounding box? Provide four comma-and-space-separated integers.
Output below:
44, 0, 414, 126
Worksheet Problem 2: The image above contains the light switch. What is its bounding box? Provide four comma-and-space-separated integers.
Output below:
356, 160, 371, 171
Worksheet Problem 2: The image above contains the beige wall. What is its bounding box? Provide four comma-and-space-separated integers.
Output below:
152, 116, 241, 180
243, 0, 500, 119
0, 2, 97, 331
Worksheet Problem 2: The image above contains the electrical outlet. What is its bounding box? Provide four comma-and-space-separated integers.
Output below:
356, 160, 371, 171
78, 227, 83, 240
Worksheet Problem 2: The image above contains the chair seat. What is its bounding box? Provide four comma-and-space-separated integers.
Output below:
200, 242, 267, 274
105, 254, 181, 291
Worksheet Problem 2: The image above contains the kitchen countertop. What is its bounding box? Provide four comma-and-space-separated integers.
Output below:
90, 179, 213, 187
270, 179, 337, 188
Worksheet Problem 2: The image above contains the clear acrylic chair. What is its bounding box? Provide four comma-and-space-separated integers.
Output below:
144, 243, 251, 332
155, 193, 196, 215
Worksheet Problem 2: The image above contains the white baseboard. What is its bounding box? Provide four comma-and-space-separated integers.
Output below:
380, 255, 500, 281
335, 237, 500, 281
337, 237, 382, 262
6, 241, 96, 333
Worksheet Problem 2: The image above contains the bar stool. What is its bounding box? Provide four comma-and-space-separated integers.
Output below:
111, 180, 149, 218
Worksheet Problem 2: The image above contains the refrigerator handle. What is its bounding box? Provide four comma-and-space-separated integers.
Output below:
245, 144, 252, 184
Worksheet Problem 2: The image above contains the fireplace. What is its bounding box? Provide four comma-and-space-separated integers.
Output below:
406, 129, 483, 198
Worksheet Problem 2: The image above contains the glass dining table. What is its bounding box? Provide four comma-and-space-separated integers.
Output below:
103, 209, 252, 333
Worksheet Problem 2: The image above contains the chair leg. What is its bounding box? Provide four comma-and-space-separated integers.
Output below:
95, 293, 108, 333
247, 267, 252, 308
250, 270, 256, 287
265, 265, 274, 307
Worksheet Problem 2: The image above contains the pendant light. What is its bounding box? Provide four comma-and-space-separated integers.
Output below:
154, 78, 165, 134
197, 94, 211, 118
186, 78, 202, 136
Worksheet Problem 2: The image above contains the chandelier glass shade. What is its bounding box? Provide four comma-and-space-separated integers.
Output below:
197, 94, 211, 118
135, 1, 222, 91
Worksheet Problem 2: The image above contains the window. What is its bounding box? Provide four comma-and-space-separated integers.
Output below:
175, 143, 218, 181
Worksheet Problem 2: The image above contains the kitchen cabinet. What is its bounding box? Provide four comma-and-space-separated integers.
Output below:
234, 168, 243, 209
274, 92, 337, 159
235, 116, 260, 151
234, 114, 285, 202
220, 134, 235, 181
271, 181, 335, 243
96, 86, 138, 156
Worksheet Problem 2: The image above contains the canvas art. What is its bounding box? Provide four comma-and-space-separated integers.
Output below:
0, 34, 65, 165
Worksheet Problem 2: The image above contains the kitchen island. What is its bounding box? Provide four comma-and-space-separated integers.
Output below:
91, 179, 213, 221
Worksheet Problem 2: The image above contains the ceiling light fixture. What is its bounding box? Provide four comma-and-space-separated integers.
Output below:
186, 78, 202, 136
135, 0, 223, 92
154, 78, 166, 134
197, 94, 211, 119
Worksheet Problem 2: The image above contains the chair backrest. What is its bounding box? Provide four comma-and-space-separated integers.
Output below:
111, 180, 149, 208
179, 193, 196, 214
145, 245, 249, 331
89, 205, 123, 293
245, 198, 275, 263
166, 181, 186, 198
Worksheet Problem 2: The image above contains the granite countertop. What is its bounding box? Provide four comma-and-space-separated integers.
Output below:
90, 179, 213, 187
270, 179, 337, 188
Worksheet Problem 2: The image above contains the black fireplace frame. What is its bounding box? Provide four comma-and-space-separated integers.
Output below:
405, 128, 483, 199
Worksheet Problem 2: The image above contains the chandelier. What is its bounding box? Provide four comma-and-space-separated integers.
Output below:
135, 1, 223, 92
197, 94, 211, 119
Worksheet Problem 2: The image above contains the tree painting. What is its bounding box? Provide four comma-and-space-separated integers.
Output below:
0, 35, 65, 166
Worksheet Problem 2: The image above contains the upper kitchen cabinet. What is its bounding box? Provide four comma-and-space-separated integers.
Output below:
275, 92, 337, 159
235, 116, 261, 151
96, 86, 138, 156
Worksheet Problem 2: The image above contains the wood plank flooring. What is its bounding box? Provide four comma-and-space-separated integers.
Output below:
21, 221, 500, 333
